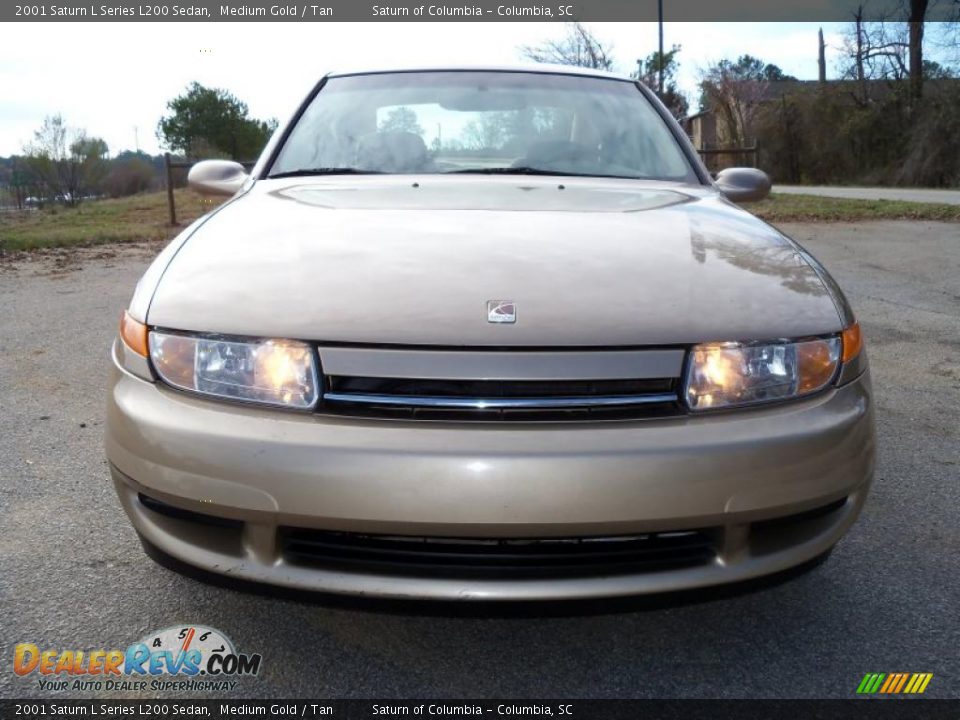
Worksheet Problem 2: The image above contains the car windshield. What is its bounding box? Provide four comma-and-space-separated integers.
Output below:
268, 71, 695, 181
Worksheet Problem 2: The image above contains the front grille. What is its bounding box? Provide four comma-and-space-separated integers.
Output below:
328, 376, 675, 397
320, 375, 682, 422
280, 528, 716, 578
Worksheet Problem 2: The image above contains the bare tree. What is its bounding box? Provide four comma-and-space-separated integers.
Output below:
699, 57, 776, 147
840, 2, 933, 102
520, 22, 614, 71
844, 19, 908, 81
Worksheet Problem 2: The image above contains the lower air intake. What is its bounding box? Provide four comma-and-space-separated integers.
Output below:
280, 528, 716, 578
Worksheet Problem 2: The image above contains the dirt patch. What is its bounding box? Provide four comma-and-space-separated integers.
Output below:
0, 239, 166, 277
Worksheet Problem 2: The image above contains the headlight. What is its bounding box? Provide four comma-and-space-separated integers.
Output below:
149, 332, 319, 409
684, 337, 840, 411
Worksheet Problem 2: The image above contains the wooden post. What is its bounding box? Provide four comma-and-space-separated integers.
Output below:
12, 157, 24, 210
164, 152, 177, 226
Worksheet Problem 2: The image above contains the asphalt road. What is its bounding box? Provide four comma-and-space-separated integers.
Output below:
1, 221, 958, 700
775, 185, 960, 206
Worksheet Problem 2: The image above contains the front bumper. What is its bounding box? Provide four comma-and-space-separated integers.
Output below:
106, 362, 875, 601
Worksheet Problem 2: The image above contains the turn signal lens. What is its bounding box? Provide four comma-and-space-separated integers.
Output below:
842, 322, 863, 363
119, 311, 148, 358
150, 333, 197, 390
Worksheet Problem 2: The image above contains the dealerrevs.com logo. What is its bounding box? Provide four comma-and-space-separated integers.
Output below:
13, 625, 261, 693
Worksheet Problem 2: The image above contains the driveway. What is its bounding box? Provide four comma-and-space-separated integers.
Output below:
1, 221, 958, 699
775, 185, 960, 205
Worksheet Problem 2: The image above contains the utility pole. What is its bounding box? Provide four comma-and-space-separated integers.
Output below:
658, 0, 664, 94
134, 126, 140, 152
908, 0, 929, 101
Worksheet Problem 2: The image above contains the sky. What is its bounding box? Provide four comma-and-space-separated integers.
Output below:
0, 21, 855, 157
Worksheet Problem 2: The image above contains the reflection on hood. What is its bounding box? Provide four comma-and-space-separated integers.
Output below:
687, 205, 827, 297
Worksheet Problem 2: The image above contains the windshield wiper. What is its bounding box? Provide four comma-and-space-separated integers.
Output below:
268, 167, 383, 179
445, 166, 639, 179
446, 166, 571, 177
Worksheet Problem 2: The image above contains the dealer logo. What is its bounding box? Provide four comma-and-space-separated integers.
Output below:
13, 625, 261, 692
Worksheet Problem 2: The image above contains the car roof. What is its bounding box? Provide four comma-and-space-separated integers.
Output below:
325, 63, 634, 83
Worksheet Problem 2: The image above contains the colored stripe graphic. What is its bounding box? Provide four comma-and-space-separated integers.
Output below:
857, 674, 886, 694
881, 673, 908, 693
893, 674, 910, 693
857, 673, 932, 694
908, 673, 933, 694
879, 674, 896, 693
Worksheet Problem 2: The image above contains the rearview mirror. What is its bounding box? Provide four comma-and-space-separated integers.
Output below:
188, 160, 249, 197
715, 167, 771, 203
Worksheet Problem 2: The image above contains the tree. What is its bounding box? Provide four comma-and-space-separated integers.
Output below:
922, 59, 955, 79
0, 156, 33, 210
378, 106, 424, 136
698, 55, 796, 111
520, 22, 614, 71
72, 137, 110, 195
698, 56, 793, 146
840, 6, 960, 102
21, 115, 109, 206
157, 82, 277, 160
839, 5, 942, 104
103, 151, 158, 198
706, 55, 797, 87
761, 63, 799, 81
841, 14, 908, 85
635, 45, 689, 119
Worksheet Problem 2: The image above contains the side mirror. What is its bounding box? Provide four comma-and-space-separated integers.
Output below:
715, 167, 771, 203
187, 160, 249, 197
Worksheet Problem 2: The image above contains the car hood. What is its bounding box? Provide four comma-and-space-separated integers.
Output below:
147, 177, 842, 346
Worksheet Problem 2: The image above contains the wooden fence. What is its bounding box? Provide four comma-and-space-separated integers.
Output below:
696, 144, 760, 174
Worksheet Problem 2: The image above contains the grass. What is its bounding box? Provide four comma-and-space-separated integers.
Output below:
1, 188, 958, 254
0, 190, 221, 253
748, 192, 960, 223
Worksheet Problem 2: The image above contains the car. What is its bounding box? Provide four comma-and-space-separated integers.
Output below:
106, 65, 875, 601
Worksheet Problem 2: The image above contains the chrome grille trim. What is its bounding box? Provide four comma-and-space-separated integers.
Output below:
322, 392, 678, 409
